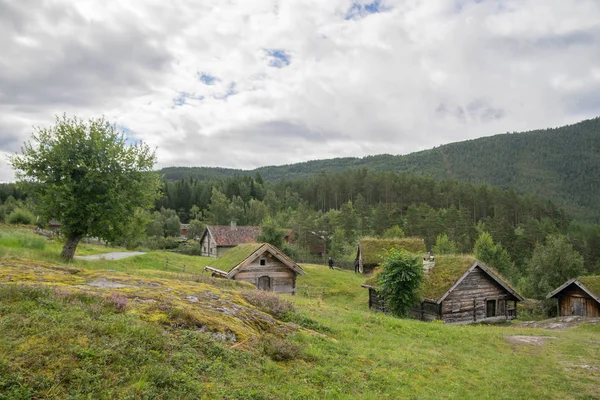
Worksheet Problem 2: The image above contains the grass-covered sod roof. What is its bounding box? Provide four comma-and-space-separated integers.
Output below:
364, 255, 498, 302
578, 275, 600, 299
205, 243, 264, 272
359, 237, 426, 265
421, 255, 476, 301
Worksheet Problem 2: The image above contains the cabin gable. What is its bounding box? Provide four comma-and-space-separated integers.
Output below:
550, 282, 600, 318
440, 266, 519, 323
232, 251, 299, 294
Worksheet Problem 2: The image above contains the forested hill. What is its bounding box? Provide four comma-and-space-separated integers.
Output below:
161, 117, 600, 221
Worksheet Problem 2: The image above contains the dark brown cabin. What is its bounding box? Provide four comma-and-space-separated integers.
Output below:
362, 255, 524, 324
204, 243, 305, 294
546, 277, 600, 317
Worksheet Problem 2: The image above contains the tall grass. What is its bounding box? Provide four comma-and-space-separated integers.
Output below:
0, 229, 46, 250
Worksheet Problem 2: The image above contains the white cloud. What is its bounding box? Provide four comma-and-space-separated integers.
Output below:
1, 0, 599, 182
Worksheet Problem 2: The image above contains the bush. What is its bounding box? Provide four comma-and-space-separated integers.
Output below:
258, 335, 302, 361
378, 249, 424, 317
241, 290, 294, 318
176, 242, 203, 256
7, 208, 35, 225
141, 236, 180, 250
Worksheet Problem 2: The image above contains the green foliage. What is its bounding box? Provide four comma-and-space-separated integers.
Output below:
10, 115, 160, 260
378, 249, 424, 317
186, 219, 205, 239
206, 187, 231, 225
257, 217, 285, 248
578, 276, 600, 299
0, 229, 46, 250
527, 235, 585, 299
383, 225, 405, 238
7, 208, 35, 225
432, 233, 457, 254
474, 232, 515, 278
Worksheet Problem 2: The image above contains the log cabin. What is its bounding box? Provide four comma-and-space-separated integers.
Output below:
356, 237, 426, 274
362, 255, 524, 324
199, 221, 261, 257
204, 243, 305, 294
546, 276, 600, 317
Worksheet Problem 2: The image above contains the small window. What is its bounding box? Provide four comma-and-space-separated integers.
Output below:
259, 259, 266, 266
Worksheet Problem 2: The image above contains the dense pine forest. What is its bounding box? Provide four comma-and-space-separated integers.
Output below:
162, 117, 600, 221
1, 117, 599, 299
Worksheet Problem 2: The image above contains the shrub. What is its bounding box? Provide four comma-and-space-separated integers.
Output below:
7, 208, 35, 225
141, 236, 180, 250
241, 290, 294, 318
105, 293, 129, 313
258, 335, 302, 361
378, 249, 424, 317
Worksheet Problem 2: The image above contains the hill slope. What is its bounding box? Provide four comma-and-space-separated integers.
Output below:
161, 117, 600, 220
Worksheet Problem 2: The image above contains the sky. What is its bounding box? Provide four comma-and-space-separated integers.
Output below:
1, 0, 599, 182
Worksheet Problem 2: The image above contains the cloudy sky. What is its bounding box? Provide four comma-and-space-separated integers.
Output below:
1, 0, 599, 182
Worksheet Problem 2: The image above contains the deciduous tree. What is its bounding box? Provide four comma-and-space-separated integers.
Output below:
10, 115, 160, 260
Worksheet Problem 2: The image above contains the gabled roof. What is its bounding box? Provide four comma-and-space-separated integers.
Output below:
358, 237, 426, 265
435, 258, 525, 304
546, 276, 600, 305
201, 225, 261, 247
362, 255, 525, 303
205, 243, 305, 278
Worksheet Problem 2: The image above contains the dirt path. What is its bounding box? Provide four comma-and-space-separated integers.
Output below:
74, 252, 146, 261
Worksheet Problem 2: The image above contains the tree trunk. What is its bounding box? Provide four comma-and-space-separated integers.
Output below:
60, 234, 83, 261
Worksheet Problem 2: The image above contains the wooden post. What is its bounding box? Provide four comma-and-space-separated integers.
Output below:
473, 298, 476, 322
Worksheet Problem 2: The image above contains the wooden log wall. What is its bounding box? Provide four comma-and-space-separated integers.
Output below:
233, 252, 298, 294
442, 267, 519, 324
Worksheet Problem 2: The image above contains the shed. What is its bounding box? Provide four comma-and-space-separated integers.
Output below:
362, 255, 524, 324
356, 237, 426, 274
546, 276, 600, 317
204, 243, 305, 294
199, 222, 261, 257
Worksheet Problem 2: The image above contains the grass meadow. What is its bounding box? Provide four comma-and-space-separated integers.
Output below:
0, 225, 598, 399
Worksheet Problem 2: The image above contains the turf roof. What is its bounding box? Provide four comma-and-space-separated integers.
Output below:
359, 237, 426, 265
578, 275, 600, 299
363, 255, 479, 302
421, 255, 476, 301
205, 243, 264, 273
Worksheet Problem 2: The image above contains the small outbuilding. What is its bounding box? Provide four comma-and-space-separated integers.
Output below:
362, 255, 524, 323
199, 222, 261, 257
546, 276, 600, 317
356, 237, 426, 274
204, 243, 305, 294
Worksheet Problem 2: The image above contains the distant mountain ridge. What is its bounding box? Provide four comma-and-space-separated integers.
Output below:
161, 117, 600, 221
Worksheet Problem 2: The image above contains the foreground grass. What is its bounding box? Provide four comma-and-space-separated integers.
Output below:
0, 228, 599, 398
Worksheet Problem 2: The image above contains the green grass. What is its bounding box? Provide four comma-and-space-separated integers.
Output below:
0, 229, 599, 398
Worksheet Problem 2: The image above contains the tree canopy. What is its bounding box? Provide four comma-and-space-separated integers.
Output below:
10, 115, 161, 260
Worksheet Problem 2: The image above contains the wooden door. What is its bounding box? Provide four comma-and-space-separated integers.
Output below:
257, 276, 271, 291
572, 297, 585, 316
486, 300, 496, 318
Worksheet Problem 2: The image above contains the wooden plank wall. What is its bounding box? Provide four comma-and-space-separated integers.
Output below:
557, 284, 600, 317
442, 267, 518, 324
233, 252, 297, 294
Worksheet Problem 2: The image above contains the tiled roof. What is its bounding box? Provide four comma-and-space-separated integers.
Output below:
207, 225, 261, 246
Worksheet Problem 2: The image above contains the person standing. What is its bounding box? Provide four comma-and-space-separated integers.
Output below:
354, 258, 359, 273
328, 257, 334, 269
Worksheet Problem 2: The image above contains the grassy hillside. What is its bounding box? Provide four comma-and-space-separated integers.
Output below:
161, 117, 600, 220
1, 228, 599, 398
